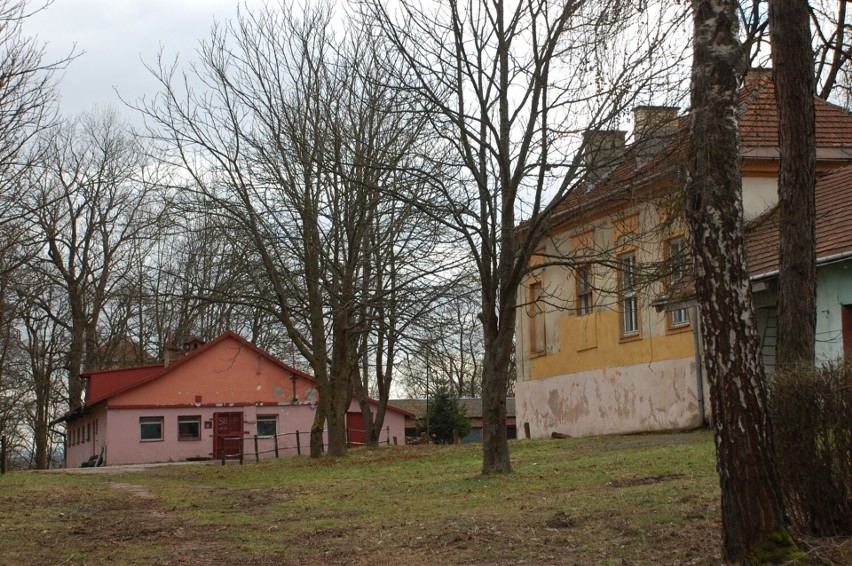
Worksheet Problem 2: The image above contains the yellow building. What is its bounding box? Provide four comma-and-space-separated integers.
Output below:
515, 71, 852, 439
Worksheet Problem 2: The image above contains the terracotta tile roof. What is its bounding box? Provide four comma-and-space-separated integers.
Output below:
746, 164, 852, 278
739, 73, 852, 159
546, 71, 852, 231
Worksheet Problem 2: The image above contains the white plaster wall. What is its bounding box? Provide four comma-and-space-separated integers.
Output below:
742, 177, 778, 220
515, 357, 709, 438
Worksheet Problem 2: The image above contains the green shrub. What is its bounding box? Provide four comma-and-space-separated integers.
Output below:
426, 387, 471, 444
768, 362, 852, 536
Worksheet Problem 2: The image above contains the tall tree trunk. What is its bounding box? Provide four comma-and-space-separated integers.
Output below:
686, 1, 799, 562
769, 0, 817, 367
310, 405, 325, 458
480, 288, 514, 474
33, 368, 49, 469
67, 308, 86, 408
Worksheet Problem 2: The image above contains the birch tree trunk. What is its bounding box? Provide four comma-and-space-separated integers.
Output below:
686, 1, 800, 562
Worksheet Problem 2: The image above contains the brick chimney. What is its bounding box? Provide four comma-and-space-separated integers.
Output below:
163, 345, 186, 367
745, 67, 773, 85
583, 129, 626, 182
633, 106, 679, 164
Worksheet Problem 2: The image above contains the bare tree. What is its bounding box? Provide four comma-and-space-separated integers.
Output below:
24, 109, 160, 407
686, 0, 799, 561
0, 0, 69, 229
362, 0, 687, 473
811, 0, 852, 102
399, 283, 484, 399
742, 1, 852, 105
352, 185, 458, 446
140, 2, 444, 457
16, 277, 66, 469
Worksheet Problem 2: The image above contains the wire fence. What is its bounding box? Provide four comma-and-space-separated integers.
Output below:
220, 426, 396, 465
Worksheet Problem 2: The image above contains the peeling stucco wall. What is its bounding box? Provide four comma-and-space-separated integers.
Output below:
516, 357, 709, 438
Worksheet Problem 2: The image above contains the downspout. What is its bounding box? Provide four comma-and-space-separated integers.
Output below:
691, 304, 707, 427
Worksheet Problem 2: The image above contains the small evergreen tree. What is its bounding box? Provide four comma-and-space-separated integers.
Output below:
427, 387, 471, 444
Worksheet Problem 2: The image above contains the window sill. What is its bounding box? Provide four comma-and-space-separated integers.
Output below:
178, 438, 202, 442
666, 323, 692, 335
619, 333, 642, 343
140, 438, 163, 442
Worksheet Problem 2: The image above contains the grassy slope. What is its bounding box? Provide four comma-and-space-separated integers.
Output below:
3, 431, 723, 565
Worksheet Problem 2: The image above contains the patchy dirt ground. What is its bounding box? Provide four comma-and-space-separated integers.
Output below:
4, 433, 851, 565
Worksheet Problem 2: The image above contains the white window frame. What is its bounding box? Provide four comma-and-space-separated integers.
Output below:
667, 237, 690, 329
621, 253, 639, 336
670, 307, 690, 327
140, 416, 164, 441
576, 264, 593, 316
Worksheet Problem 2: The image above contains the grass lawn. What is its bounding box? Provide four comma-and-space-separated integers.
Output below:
0, 430, 847, 565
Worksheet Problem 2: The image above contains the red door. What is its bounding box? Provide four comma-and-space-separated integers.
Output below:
213, 412, 244, 459
346, 412, 366, 447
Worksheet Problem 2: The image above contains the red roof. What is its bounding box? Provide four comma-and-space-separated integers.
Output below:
78, 331, 413, 418
746, 164, 852, 277
546, 70, 852, 231
84, 364, 164, 406
739, 71, 852, 159
81, 331, 315, 407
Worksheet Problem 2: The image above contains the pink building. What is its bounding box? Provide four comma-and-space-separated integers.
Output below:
57, 332, 409, 467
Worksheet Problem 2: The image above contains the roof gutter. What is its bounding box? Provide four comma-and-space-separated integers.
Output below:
750, 250, 852, 283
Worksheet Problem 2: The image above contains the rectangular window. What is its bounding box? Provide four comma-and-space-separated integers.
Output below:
667, 236, 690, 329
86, 422, 91, 442
529, 281, 546, 354
140, 417, 164, 441
671, 307, 690, 327
257, 415, 278, 437
668, 236, 687, 284
575, 265, 593, 316
178, 415, 201, 440
620, 252, 639, 336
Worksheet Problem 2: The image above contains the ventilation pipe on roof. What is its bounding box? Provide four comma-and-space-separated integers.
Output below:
582, 129, 626, 182
633, 106, 679, 165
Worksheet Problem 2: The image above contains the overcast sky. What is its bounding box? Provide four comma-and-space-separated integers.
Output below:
28, 0, 268, 120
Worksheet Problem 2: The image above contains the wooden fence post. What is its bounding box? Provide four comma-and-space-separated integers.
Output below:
274, 434, 279, 458
239, 437, 244, 465
1, 435, 6, 475
254, 435, 259, 462
295, 430, 301, 456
